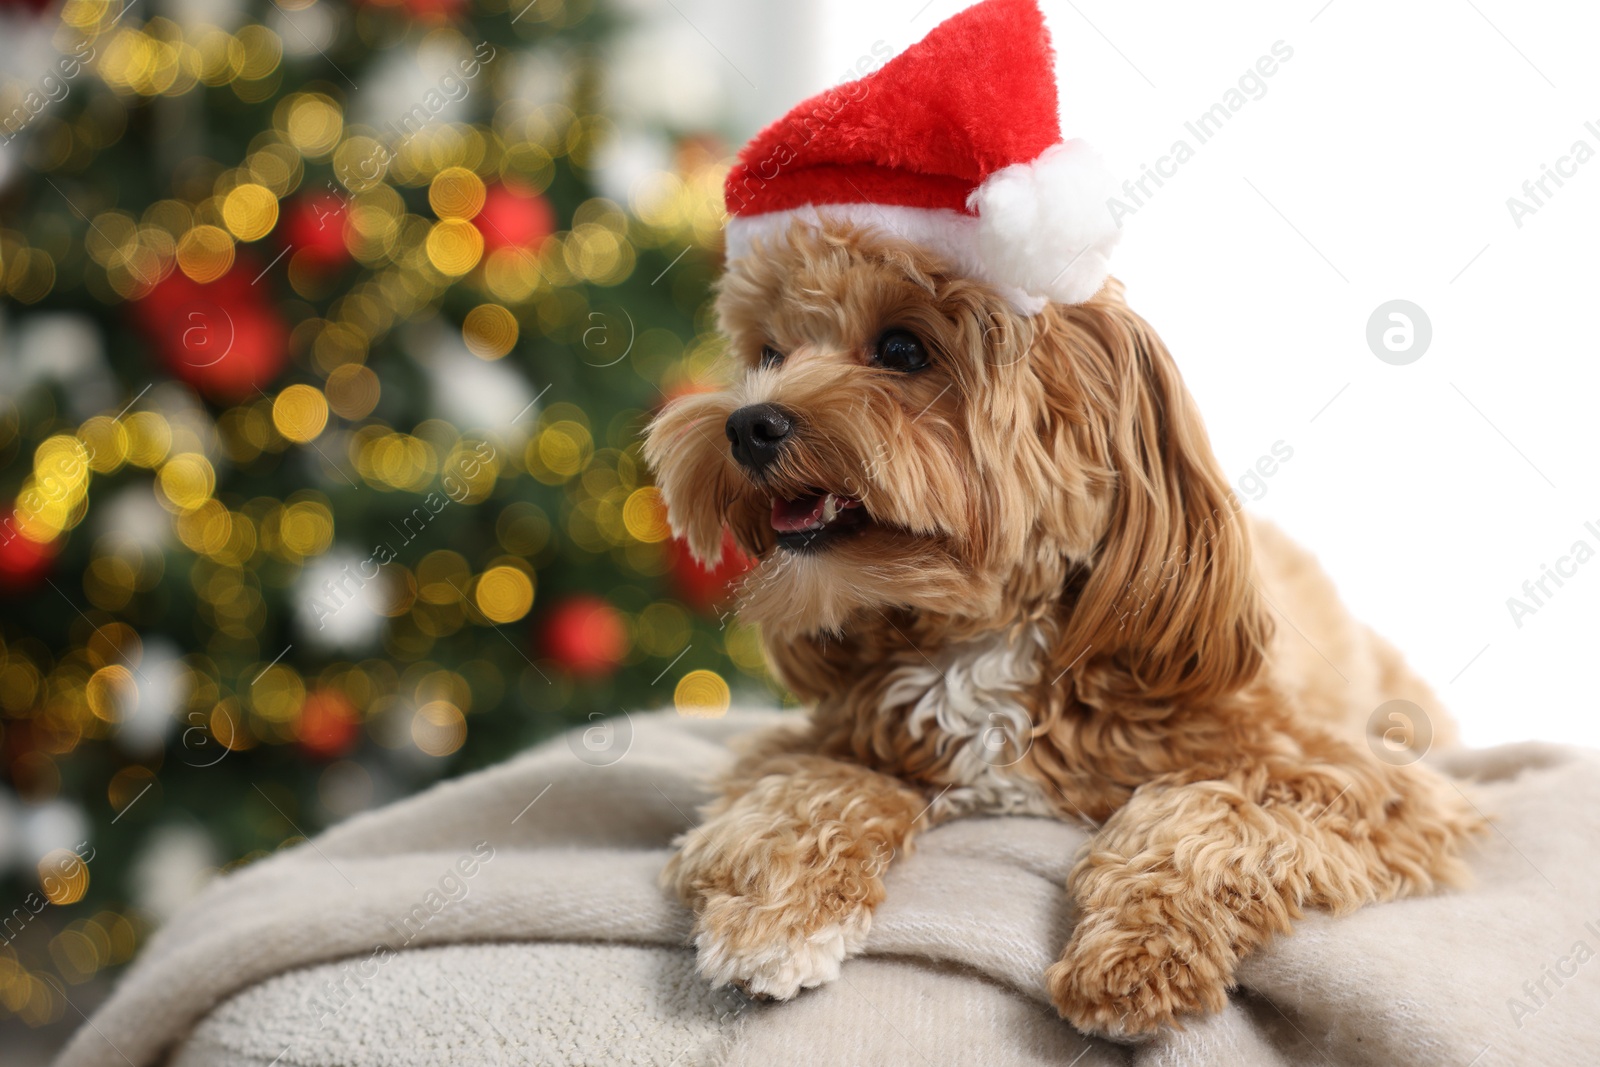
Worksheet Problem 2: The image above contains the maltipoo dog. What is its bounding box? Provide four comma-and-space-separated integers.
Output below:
644, 0, 1483, 1037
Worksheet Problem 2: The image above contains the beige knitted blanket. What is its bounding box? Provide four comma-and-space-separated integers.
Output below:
51, 710, 1600, 1067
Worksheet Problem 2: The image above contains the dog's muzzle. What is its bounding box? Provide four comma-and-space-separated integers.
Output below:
725, 403, 794, 474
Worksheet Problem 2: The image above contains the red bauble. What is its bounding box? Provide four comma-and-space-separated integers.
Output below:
540, 596, 627, 678
670, 529, 754, 614
282, 194, 352, 270
296, 690, 360, 760
473, 182, 555, 252
131, 259, 290, 402
0, 513, 57, 594
0, 0, 55, 14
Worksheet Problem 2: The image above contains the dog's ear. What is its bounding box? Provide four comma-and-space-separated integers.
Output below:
1049, 297, 1271, 716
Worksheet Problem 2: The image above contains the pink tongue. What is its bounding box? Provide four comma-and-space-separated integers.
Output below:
771, 493, 827, 532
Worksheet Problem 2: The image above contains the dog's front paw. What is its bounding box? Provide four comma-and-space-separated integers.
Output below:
692, 891, 871, 1000
1046, 915, 1231, 1038
660, 757, 918, 1001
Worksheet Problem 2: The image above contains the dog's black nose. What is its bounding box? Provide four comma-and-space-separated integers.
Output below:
725, 404, 793, 473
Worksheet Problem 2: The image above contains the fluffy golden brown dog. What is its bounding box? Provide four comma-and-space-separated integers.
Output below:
643, 219, 1484, 1037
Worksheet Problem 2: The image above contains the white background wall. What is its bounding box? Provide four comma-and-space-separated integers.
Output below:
684, 0, 1600, 749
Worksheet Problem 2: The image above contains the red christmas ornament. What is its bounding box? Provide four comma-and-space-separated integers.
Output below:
540, 596, 627, 678
0, 513, 57, 594
130, 258, 290, 403
473, 182, 555, 252
0, 0, 55, 15
670, 530, 754, 614
282, 193, 352, 271
296, 690, 360, 760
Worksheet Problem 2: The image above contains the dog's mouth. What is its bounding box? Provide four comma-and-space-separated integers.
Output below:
770, 490, 869, 552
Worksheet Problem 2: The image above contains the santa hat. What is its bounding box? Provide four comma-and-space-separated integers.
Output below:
723, 0, 1119, 315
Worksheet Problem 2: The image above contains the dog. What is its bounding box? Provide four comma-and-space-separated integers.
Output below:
643, 217, 1485, 1037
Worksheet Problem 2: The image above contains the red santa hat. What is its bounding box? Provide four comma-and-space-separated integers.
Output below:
723, 0, 1119, 315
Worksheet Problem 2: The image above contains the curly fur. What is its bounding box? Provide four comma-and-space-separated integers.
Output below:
644, 220, 1485, 1037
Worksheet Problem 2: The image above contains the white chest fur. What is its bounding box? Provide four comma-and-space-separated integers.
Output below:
879, 625, 1058, 821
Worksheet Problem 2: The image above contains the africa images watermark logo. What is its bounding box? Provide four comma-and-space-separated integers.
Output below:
1366, 300, 1432, 366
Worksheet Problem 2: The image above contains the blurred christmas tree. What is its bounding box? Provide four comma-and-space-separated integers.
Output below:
0, 0, 773, 1027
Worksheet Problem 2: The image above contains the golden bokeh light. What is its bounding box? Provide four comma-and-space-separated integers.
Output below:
108, 766, 158, 813
14, 435, 94, 541
176, 225, 236, 283
193, 27, 246, 87
311, 320, 370, 372
428, 166, 487, 220
462, 303, 518, 359
221, 183, 279, 242
246, 143, 302, 198
79, 416, 130, 474
411, 700, 466, 757
123, 412, 172, 468
622, 487, 670, 543
439, 439, 499, 504
86, 622, 143, 672
271, 384, 330, 443
278, 500, 334, 558
473, 566, 534, 624
50, 919, 113, 984
333, 136, 389, 193
175, 498, 234, 556
674, 670, 731, 719
38, 848, 90, 906
85, 211, 135, 267
425, 219, 485, 276
358, 431, 437, 492
724, 623, 768, 675
35, 434, 92, 488
565, 222, 634, 285
250, 663, 306, 725
326, 364, 381, 420
7, 247, 56, 303
533, 420, 592, 480
85, 665, 136, 723
212, 698, 253, 752
235, 25, 282, 82
283, 92, 343, 158
157, 453, 217, 512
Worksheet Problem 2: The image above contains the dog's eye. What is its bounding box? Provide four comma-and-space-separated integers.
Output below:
759, 345, 784, 368
873, 330, 929, 373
